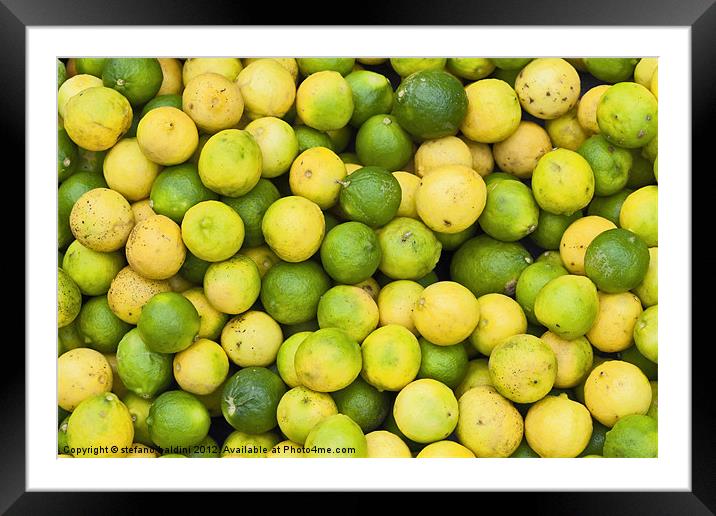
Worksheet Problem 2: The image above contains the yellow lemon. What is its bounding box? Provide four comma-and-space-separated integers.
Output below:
289, 146, 347, 209
525, 394, 593, 457
361, 324, 421, 391
236, 59, 296, 119
417, 440, 476, 458
173, 338, 230, 395
182, 57, 243, 84
393, 379, 459, 443
586, 292, 643, 353
392, 171, 421, 219
413, 281, 480, 346
492, 121, 552, 179
470, 293, 527, 356
57, 74, 103, 118
182, 72, 244, 134
157, 58, 183, 95
126, 214, 186, 280
365, 430, 412, 458
577, 85, 610, 133
64, 86, 133, 151
540, 331, 594, 388
261, 196, 325, 262
377, 280, 424, 336
221, 311, 283, 367
584, 360, 652, 427
515, 58, 580, 119
414, 136, 473, 178
107, 265, 171, 324
58, 348, 113, 411
136, 106, 199, 166
69, 188, 135, 252
460, 136, 495, 177
460, 78, 522, 143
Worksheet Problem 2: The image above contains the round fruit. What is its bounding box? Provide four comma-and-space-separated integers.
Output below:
532, 148, 595, 216
203, 255, 261, 315
583, 360, 652, 427
515, 262, 568, 325
136, 106, 199, 166
393, 379, 459, 443
58, 348, 113, 411
147, 390, 211, 448
260, 261, 331, 325
182, 72, 244, 133
331, 376, 391, 433
413, 281, 480, 346
597, 82, 658, 149
460, 78, 521, 143
181, 200, 245, 263
126, 215, 186, 280
149, 163, 219, 224
220, 311, 284, 367
236, 59, 296, 119
64, 86, 133, 151
277, 386, 337, 444
584, 58, 638, 83
137, 291, 200, 354
173, 338, 229, 395
584, 228, 650, 293
361, 324, 421, 391
262, 196, 325, 262
577, 134, 632, 196
417, 338, 469, 389
320, 222, 381, 284
245, 117, 299, 178
560, 215, 617, 275
524, 394, 592, 457
289, 146, 346, 209
470, 293, 528, 356
102, 58, 163, 106
534, 275, 599, 340
377, 217, 442, 280
221, 367, 286, 433
478, 177, 539, 241
317, 285, 379, 343
296, 70, 354, 131
338, 166, 402, 228
294, 328, 362, 392
603, 414, 657, 458
69, 188, 134, 252
198, 129, 262, 197
492, 121, 552, 179
515, 58, 580, 119
62, 240, 125, 296
619, 185, 658, 247
634, 305, 658, 363
66, 392, 134, 457
540, 331, 593, 389
304, 414, 368, 458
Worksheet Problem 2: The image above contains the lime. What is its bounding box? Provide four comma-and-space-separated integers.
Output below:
489, 334, 557, 404
471, 293, 528, 356
620, 344, 658, 380
331, 376, 391, 433
198, 129, 262, 197
577, 135, 633, 196
413, 281, 480, 346
394, 379, 458, 443
295, 328, 362, 392
77, 295, 132, 353
584, 360, 652, 427
560, 215, 617, 275
179, 251, 211, 285
392, 69, 468, 140
510, 438, 540, 458
461, 78, 522, 143
297, 58, 355, 77
58, 348, 113, 410
390, 58, 446, 76
64, 86, 133, 151
579, 419, 609, 457
326, 125, 353, 154
220, 311, 283, 367
75, 147, 107, 175
454, 359, 493, 399
245, 117, 300, 178
58, 268, 81, 328
365, 430, 412, 458
221, 367, 286, 433
633, 247, 658, 307
139, 94, 183, 118
276, 331, 312, 387
75, 57, 107, 77
584, 228, 650, 293
355, 115, 413, 172
525, 394, 592, 457
587, 188, 633, 226
58, 128, 78, 182
450, 234, 533, 298
515, 58, 580, 120
492, 67, 521, 88
66, 392, 134, 457
320, 221, 381, 284
619, 185, 658, 246
137, 292, 200, 353
603, 414, 657, 457
220, 179, 280, 248
116, 328, 173, 399
338, 166, 402, 228
260, 261, 331, 325
277, 386, 338, 443
317, 285, 379, 343
416, 165, 487, 234
236, 59, 295, 119
62, 239, 125, 296
597, 82, 658, 149
634, 305, 658, 363
203, 255, 261, 314
294, 125, 334, 153
106, 266, 171, 324
289, 146, 346, 209
296, 70, 354, 131
181, 200, 245, 262
58, 320, 84, 355
417, 338, 468, 389
57, 59, 67, 87
534, 275, 599, 340
376, 280, 424, 335
515, 262, 568, 325
478, 177, 539, 241
532, 148, 595, 216
583, 58, 638, 83
361, 324, 421, 391
541, 331, 594, 389
378, 217, 442, 280
434, 224, 478, 251
150, 163, 219, 224
530, 210, 583, 251
147, 390, 211, 448
102, 58, 163, 106
446, 58, 495, 80
304, 414, 368, 457
136, 106, 198, 166
345, 70, 393, 128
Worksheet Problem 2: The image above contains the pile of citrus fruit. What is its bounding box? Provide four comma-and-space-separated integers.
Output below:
57, 56, 658, 459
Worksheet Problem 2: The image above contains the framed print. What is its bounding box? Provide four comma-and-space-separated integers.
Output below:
6, 0, 713, 513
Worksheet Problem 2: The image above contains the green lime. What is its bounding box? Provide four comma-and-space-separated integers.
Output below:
450, 234, 533, 298
534, 275, 599, 340
377, 217, 442, 280
355, 114, 413, 172
75, 58, 107, 77
326, 125, 353, 154
331, 376, 391, 433
149, 163, 218, 224
320, 221, 382, 284
102, 58, 163, 106
417, 337, 469, 389
77, 295, 132, 353
492, 58, 533, 70
58, 171, 108, 249
122, 392, 154, 446
510, 438, 540, 458
603, 414, 657, 458
147, 390, 211, 448
345, 70, 394, 128
58, 268, 81, 328
339, 152, 361, 165
62, 239, 125, 295
446, 58, 495, 80
338, 166, 402, 227
140, 94, 183, 118
434, 224, 478, 251
478, 178, 539, 242
597, 82, 658, 149
221, 367, 287, 433
620, 344, 658, 380
516, 262, 569, 325
179, 251, 211, 285
294, 125, 334, 153
530, 210, 583, 250
304, 413, 368, 457
317, 285, 379, 343
137, 292, 200, 353
390, 58, 446, 77
76, 147, 107, 175
577, 135, 633, 196
57, 59, 67, 88
297, 58, 355, 77
536, 250, 565, 268
579, 419, 609, 457
58, 128, 78, 182
260, 261, 332, 325
483, 172, 514, 187
583, 58, 638, 83
587, 188, 633, 226
392, 69, 468, 140
634, 305, 658, 363
186, 435, 220, 458
584, 228, 650, 293
491, 67, 520, 88
116, 328, 173, 399
221, 179, 281, 248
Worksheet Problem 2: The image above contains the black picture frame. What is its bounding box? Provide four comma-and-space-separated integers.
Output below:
6, 0, 711, 513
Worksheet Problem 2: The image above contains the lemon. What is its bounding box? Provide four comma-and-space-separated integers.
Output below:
413, 281, 480, 346
173, 338, 230, 395
182, 58, 243, 84
69, 188, 134, 252
577, 85, 610, 133
58, 348, 113, 411
414, 136, 472, 178
64, 86, 133, 151
276, 386, 338, 444
102, 138, 161, 201
125, 214, 186, 280
221, 311, 283, 367
58, 74, 103, 118
560, 215, 617, 275
393, 379, 459, 443
66, 392, 134, 457
392, 171, 421, 219
296, 70, 354, 131
417, 440, 476, 458
470, 293, 527, 356
198, 129, 263, 197
377, 280, 424, 336
460, 79, 521, 143
107, 266, 171, 324
365, 430, 412, 458
181, 200, 245, 262
532, 148, 595, 216
275, 331, 312, 388
317, 285, 379, 343
203, 255, 261, 314
182, 287, 229, 340
245, 117, 299, 178
454, 358, 493, 399
515, 58, 580, 119
460, 137, 495, 177
304, 414, 368, 458
294, 328, 362, 392
540, 331, 594, 389
236, 59, 296, 119
584, 360, 652, 427
262, 196, 325, 262
182, 72, 244, 133
361, 324, 421, 391
289, 146, 347, 209
136, 106, 198, 166
619, 185, 658, 247
586, 292, 643, 353
525, 394, 592, 457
